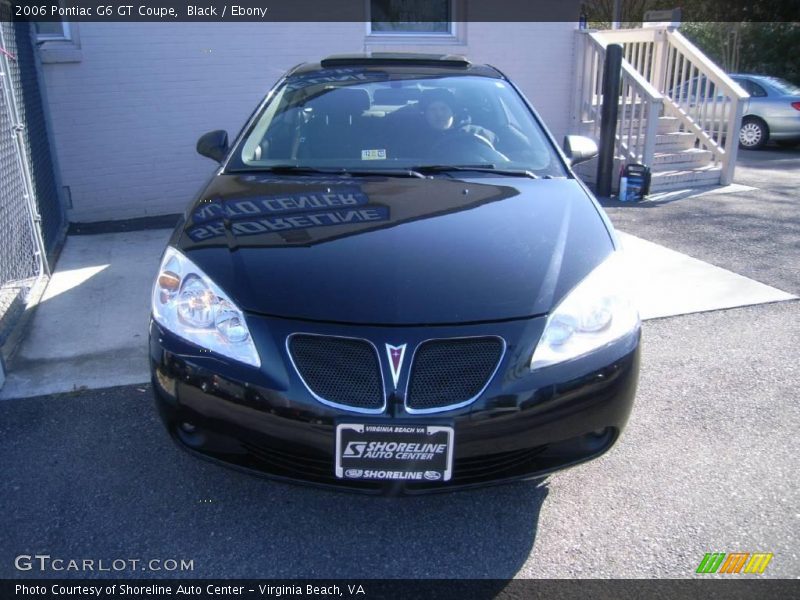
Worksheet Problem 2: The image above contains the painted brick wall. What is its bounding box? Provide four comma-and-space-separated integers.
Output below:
40, 22, 576, 222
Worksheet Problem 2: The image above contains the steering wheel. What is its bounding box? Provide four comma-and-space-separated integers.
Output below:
428, 131, 511, 164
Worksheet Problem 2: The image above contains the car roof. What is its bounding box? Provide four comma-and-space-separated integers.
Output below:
730, 74, 774, 81
289, 53, 504, 79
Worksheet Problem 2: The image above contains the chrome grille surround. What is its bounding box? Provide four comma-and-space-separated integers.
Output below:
404, 335, 506, 414
286, 333, 386, 414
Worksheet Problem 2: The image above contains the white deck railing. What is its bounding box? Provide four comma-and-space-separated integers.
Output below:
573, 27, 749, 185
574, 30, 663, 174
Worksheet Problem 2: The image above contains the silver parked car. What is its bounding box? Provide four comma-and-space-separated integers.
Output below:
729, 74, 800, 149
670, 74, 800, 150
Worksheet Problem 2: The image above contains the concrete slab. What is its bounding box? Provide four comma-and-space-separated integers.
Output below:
617, 231, 796, 320
0, 228, 794, 400
0, 229, 171, 400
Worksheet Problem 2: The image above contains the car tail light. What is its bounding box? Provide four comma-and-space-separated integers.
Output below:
792, 102, 800, 111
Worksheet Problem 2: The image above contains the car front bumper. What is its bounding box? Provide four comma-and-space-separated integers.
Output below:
149, 314, 640, 495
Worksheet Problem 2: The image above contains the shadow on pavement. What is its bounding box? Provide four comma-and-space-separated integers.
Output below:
0, 384, 548, 579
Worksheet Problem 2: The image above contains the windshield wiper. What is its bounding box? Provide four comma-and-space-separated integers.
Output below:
410, 164, 540, 179
230, 165, 426, 178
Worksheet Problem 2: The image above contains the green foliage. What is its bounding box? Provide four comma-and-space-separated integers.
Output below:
584, 0, 799, 24
738, 23, 800, 84
679, 23, 740, 72
580, 1, 800, 86
681, 23, 800, 85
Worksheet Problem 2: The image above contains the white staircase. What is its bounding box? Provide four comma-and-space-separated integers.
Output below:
650, 119, 720, 191
572, 27, 748, 195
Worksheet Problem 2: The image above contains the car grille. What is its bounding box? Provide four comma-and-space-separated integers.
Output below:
288, 334, 384, 411
406, 337, 504, 412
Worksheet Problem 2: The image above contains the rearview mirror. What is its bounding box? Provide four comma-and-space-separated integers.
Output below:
563, 135, 598, 166
197, 130, 229, 163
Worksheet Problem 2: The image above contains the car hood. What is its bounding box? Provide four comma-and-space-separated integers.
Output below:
177, 173, 614, 325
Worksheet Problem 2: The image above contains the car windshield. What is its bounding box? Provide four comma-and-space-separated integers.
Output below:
761, 76, 800, 96
227, 71, 567, 178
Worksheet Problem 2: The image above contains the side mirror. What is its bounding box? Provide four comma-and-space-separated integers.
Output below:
196, 130, 229, 163
563, 135, 598, 166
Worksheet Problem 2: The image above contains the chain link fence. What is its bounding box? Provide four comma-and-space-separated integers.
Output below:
0, 11, 64, 348
4, 17, 65, 255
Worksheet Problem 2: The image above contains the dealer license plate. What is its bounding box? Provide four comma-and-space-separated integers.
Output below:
335, 423, 454, 482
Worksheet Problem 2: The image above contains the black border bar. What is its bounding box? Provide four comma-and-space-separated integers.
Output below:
3, 579, 800, 600
4, 0, 800, 23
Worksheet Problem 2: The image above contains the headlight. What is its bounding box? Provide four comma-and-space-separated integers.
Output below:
530, 251, 639, 370
152, 247, 261, 368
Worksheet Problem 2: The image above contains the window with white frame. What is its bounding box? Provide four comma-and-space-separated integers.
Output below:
33, 21, 71, 41
33, 19, 81, 63
369, 0, 454, 35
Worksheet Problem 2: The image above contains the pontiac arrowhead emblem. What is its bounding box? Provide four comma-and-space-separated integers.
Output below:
385, 344, 407, 389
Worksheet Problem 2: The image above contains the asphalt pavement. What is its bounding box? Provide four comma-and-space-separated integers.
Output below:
1, 147, 798, 579
1, 301, 797, 579
605, 146, 800, 297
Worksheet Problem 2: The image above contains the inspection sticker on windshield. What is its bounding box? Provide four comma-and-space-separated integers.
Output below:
335, 423, 454, 481
361, 149, 386, 160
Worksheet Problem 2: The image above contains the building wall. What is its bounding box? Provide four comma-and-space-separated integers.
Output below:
39, 22, 576, 222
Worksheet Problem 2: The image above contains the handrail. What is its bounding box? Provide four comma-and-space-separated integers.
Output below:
574, 31, 663, 176
588, 32, 662, 100
665, 30, 748, 102
661, 29, 747, 184
576, 27, 748, 187
591, 28, 658, 45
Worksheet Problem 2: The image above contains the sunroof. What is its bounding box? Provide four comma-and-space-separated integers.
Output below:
320, 53, 471, 68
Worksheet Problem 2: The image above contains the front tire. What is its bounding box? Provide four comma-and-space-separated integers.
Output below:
739, 117, 768, 150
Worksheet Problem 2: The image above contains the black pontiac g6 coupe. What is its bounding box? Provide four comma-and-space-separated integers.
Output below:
149, 54, 640, 494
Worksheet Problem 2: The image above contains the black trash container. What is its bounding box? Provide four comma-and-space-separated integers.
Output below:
619, 163, 651, 202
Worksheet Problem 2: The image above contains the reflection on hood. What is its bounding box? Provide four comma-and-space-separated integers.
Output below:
187, 186, 388, 242
176, 175, 613, 324
182, 174, 516, 249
